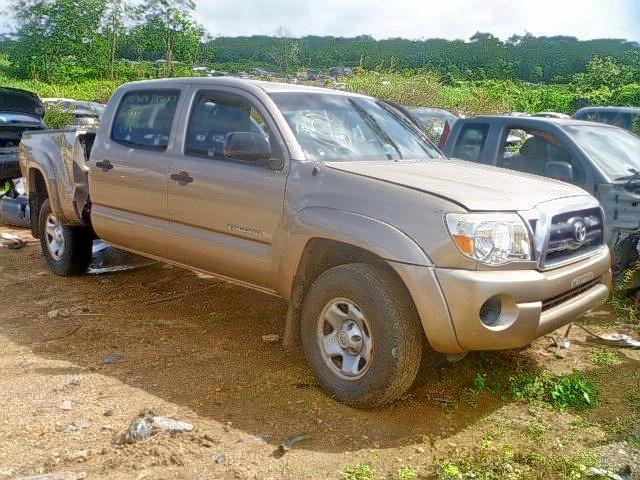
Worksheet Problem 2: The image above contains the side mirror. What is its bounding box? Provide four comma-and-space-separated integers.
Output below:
223, 132, 276, 167
546, 160, 574, 182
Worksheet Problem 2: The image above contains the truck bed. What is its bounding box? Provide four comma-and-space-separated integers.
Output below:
19, 129, 95, 229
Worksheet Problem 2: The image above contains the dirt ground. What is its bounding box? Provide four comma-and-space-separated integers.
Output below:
0, 225, 639, 480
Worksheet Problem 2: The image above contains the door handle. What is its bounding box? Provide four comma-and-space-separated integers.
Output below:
170, 171, 194, 186
95, 159, 113, 172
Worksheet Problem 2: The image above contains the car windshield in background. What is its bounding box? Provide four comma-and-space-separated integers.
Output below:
575, 110, 640, 132
0, 112, 41, 124
565, 125, 640, 179
71, 101, 105, 115
268, 92, 442, 162
408, 108, 457, 127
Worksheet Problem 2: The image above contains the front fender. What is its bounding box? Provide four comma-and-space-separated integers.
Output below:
275, 207, 463, 353
276, 207, 433, 297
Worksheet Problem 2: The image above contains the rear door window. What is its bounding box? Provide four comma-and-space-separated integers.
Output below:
452, 123, 489, 162
498, 127, 585, 185
111, 90, 180, 150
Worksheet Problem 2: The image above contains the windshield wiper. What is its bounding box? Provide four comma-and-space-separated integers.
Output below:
348, 99, 402, 160
614, 167, 640, 183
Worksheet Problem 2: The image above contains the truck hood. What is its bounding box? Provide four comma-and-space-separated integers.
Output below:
326, 159, 587, 211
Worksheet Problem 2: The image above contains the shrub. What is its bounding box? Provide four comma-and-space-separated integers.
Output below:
43, 105, 75, 129
613, 83, 640, 106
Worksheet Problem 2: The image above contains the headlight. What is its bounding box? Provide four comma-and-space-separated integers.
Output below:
445, 213, 532, 265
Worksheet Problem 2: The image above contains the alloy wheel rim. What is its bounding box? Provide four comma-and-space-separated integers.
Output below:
317, 297, 373, 381
45, 214, 65, 261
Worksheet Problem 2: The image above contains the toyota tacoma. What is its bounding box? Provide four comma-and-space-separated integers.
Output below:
19, 78, 611, 407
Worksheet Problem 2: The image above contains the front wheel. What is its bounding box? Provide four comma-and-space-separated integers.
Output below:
39, 199, 92, 276
301, 263, 423, 408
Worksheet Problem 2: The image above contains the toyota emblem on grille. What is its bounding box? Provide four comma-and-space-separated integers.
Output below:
573, 220, 587, 243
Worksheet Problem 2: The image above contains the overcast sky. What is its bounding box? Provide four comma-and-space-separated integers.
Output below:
1, 0, 639, 42
192, 0, 640, 41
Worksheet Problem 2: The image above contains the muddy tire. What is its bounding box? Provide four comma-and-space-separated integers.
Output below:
39, 199, 92, 276
300, 263, 423, 408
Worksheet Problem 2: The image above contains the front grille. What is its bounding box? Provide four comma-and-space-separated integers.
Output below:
541, 279, 600, 312
541, 207, 604, 269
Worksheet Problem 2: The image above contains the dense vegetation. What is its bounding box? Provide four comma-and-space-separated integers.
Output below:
0, 0, 639, 115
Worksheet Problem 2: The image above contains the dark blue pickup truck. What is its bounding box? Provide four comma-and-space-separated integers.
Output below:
441, 115, 640, 275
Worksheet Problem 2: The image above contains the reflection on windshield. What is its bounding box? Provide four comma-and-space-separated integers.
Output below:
268, 92, 442, 162
565, 125, 640, 179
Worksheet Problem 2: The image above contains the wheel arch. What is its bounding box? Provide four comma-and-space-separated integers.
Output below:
278, 207, 445, 349
28, 167, 50, 239
277, 207, 433, 300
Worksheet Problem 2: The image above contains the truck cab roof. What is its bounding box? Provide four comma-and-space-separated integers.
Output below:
119, 77, 371, 98
466, 115, 614, 129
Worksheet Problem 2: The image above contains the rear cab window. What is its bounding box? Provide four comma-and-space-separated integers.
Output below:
111, 89, 180, 151
452, 123, 489, 162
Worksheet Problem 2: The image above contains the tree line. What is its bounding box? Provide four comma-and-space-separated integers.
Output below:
1, 0, 640, 87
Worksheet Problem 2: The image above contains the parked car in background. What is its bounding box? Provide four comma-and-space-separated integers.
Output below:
0, 87, 44, 226
400, 106, 459, 147
0, 87, 45, 182
442, 115, 640, 275
573, 106, 640, 133
42, 98, 106, 129
20, 78, 611, 407
532, 112, 571, 119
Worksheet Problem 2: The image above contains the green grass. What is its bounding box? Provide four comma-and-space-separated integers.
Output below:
509, 370, 597, 410
437, 444, 601, 480
626, 389, 640, 409
437, 443, 527, 480
606, 267, 639, 324
398, 467, 417, 479
473, 372, 488, 392
525, 418, 548, 440
340, 463, 375, 480
0, 75, 122, 103
588, 348, 621, 367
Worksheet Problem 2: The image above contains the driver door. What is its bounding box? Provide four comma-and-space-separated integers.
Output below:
164, 87, 288, 290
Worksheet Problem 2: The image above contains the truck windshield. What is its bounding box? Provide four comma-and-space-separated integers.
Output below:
268, 92, 442, 162
565, 125, 640, 180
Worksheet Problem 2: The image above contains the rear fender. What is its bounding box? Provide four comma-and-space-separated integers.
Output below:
24, 130, 89, 226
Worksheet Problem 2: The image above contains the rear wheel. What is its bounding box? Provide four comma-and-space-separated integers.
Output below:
39, 199, 92, 276
301, 263, 423, 408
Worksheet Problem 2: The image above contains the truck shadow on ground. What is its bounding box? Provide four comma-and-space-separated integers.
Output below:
1, 243, 633, 455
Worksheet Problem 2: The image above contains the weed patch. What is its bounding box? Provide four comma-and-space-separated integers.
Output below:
341, 463, 375, 480
510, 370, 597, 410
438, 445, 600, 480
626, 389, 640, 409
588, 348, 621, 367
398, 467, 417, 479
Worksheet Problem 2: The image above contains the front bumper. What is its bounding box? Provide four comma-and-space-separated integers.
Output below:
434, 247, 611, 351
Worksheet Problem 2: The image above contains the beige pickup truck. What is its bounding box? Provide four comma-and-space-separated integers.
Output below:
19, 78, 611, 407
